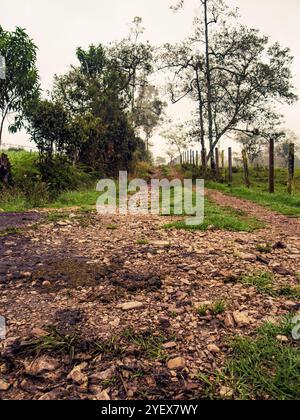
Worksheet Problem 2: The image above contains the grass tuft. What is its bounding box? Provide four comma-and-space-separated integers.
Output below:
164, 200, 263, 232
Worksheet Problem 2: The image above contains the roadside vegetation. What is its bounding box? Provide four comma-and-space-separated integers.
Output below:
200, 316, 300, 400
206, 167, 300, 217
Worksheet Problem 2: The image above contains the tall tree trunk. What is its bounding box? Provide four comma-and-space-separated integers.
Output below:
0, 116, 6, 148
195, 66, 206, 155
203, 0, 215, 170
269, 138, 275, 194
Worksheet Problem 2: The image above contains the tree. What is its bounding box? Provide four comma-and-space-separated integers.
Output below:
167, 0, 297, 169
109, 17, 154, 115
134, 84, 166, 151
161, 122, 192, 157
156, 156, 167, 166
0, 26, 39, 146
52, 45, 145, 175
276, 130, 299, 167
26, 99, 87, 164
236, 133, 264, 164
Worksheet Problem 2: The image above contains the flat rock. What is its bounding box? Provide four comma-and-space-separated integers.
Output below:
95, 390, 111, 400
239, 253, 257, 262
67, 363, 88, 385
220, 386, 234, 399
119, 302, 144, 311
233, 311, 251, 327
207, 344, 221, 354
167, 357, 186, 370
0, 379, 10, 391
31, 328, 49, 338
25, 357, 59, 376
224, 313, 235, 328
151, 241, 171, 248
162, 342, 177, 350
276, 335, 289, 343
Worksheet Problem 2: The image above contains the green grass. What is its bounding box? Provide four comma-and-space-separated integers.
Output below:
48, 188, 100, 210
198, 316, 300, 400
239, 272, 275, 296
0, 187, 100, 212
225, 317, 300, 400
22, 326, 78, 359
206, 167, 300, 217
239, 272, 300, 299
198, 300, 227, 316
256, 243, 272, 253
0, 150, 100, 211
0, 227, 22, 237
164, 199, 263, 232
136, 239, 149, 245
122, 328, 168, 361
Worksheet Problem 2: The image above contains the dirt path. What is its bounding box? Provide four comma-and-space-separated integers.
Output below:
0, 195, 300, 400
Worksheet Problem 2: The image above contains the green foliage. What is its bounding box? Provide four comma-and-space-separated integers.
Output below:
197, 300, 227, 316
122, 328, 168, 361
256, 243, 272, 253
206, 167, 300, 217
25, 326, 78, 359
52, 44, 145, 176
224, 317, 300, 400
239, 272, 300, 299
164, 199, 263, 232
239, 272, 275, 296
0, 26, 39, 143
0, 150, 98, 210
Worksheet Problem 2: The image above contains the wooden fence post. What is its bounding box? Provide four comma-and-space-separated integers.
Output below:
269, 138, 275, 194
221, 150, 225, 179
242, 149, 251, 188
288, 143, 295, 195
228, 147, 233, 186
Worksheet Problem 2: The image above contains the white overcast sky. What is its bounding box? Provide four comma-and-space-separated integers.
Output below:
1, 0, 300, 157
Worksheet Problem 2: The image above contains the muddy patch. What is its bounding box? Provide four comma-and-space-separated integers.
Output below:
32, 257, 117, 291
0, 212, 41, 232
111, 271, 163, 292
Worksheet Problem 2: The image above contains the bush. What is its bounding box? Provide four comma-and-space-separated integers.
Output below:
38, 157, 96, 197
0, 150, 99, 209
132, 161, 154, 181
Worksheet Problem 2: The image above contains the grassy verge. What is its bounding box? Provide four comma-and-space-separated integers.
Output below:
239, 272, 300, 299
199, 316, 300, 400
0, 186, 100, 212
164, 199, 263, 232
226, 317, 300, 400
206, 167, 300, 217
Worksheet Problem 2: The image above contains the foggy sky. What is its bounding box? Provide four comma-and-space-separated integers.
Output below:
1, 0, 300, 156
